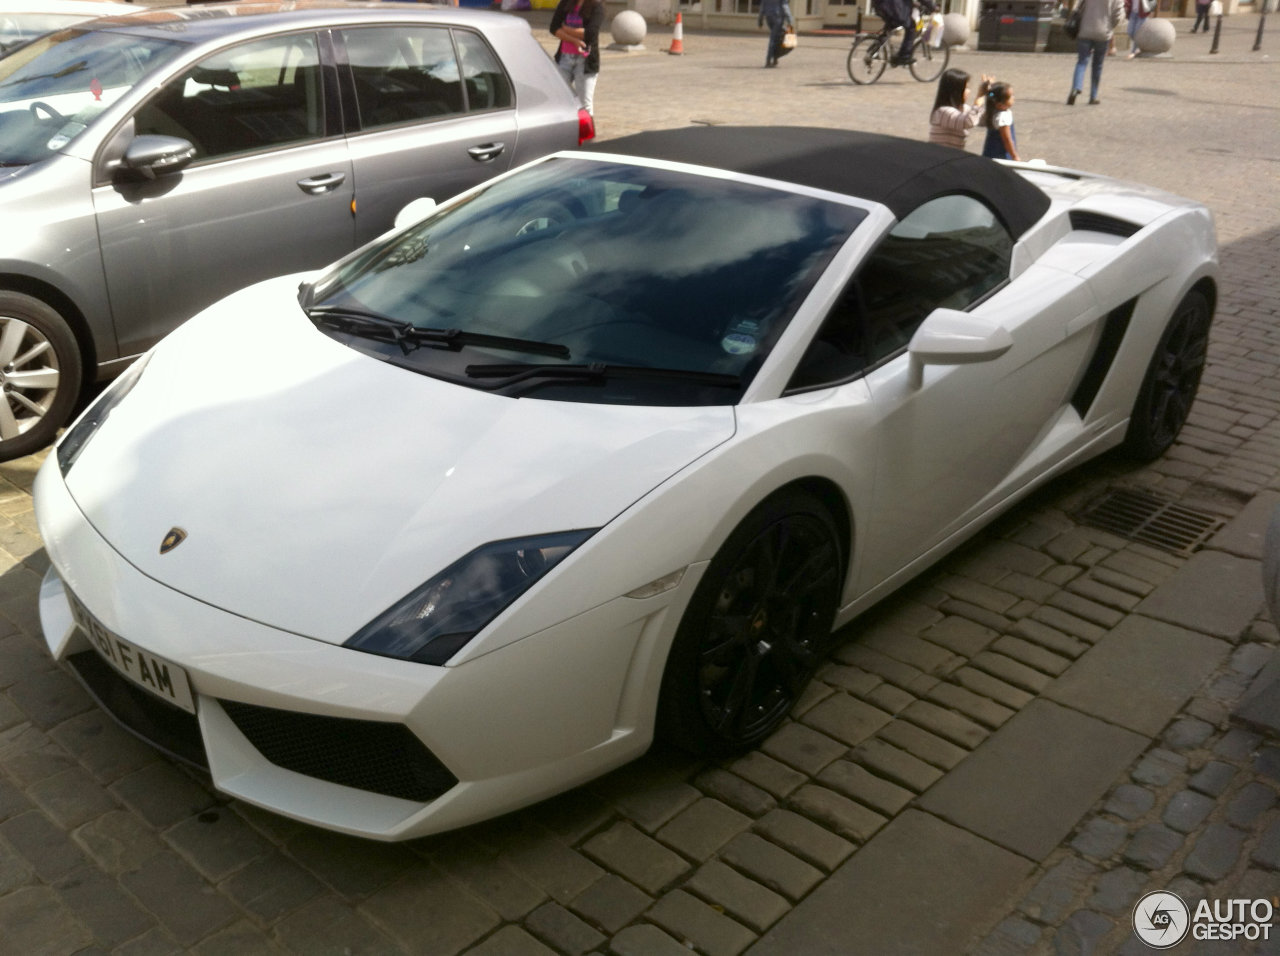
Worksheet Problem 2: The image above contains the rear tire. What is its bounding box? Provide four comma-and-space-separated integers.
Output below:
0, 292, 83, 461
1121, 289, 1211, 461
910, 41, 949, 82
847, 36, 887, 85
657, 489, 842, 756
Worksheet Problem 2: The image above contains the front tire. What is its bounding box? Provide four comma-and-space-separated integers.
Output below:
657, 490, 842, 756
847, 36, 887, 85
909, 41, 949, 82
0, 292, 83, 461
1121, 289, 1211, 461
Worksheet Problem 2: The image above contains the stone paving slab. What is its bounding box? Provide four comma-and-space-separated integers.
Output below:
1045, 615, 1231, 737
1210, 490, 1280, 561
1134, 551, 1265, 640
749, 810, 1032, 956
915, 700, 1147, 861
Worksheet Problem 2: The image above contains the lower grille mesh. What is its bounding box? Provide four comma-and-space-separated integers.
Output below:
68, 650, 208, 768
220, 700, 457, 803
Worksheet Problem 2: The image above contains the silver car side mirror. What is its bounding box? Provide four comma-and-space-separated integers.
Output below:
120, 135, 197, 181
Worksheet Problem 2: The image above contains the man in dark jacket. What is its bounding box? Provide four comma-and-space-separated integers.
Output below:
874, 0, 931, 64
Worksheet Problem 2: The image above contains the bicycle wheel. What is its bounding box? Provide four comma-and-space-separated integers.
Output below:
847, 36, 887, 85
910, 41, 949, 82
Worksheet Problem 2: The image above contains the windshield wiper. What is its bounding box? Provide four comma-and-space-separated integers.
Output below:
307, 306, 569, 359
465, 362, 742, 390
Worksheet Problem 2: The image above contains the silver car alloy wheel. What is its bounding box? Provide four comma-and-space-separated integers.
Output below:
0, 314, 61, 440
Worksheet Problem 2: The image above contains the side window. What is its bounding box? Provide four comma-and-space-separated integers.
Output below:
133, 34, 323, 163
454, 30, 512, 111
343, 26, 465, 129
788, 195, 1012, 390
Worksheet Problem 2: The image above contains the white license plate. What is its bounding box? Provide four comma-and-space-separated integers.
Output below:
67, 591, 196, 714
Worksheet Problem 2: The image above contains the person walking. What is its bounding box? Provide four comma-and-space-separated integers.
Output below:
550, 0, 603, 114
928, 68, 992, 150
1124, 0, 1154, 56
1067, 0, 1123, 105
759, 0, 794, 68
1190, 0, 1210, 31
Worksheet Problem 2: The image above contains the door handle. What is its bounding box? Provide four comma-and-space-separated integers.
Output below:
467, 142, 506, 163
297, 172, 346, 195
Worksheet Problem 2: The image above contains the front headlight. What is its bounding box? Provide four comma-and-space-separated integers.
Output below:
344, 530, 596, 665
56, 353, 152, 476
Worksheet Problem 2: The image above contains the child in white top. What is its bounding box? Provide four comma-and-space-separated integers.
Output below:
981, 82, 1021, 161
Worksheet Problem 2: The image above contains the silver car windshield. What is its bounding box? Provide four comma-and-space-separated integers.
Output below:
309, 157, 866, 407
0, 28, 189, 165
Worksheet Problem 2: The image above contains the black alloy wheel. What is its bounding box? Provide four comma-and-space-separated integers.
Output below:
658, 490, 842, 755
1122, 289, 1211, 461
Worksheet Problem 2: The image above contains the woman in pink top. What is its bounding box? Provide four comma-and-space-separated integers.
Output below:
550, 0, 603, 115
927, 68, 992, 150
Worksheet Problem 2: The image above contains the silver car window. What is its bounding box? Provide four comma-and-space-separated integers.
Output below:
132, 32, 323, 163
0, 28, 187, 165
342, 26, 465, 129
454, 29, 512, 111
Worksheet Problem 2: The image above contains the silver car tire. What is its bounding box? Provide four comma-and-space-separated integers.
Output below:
0, 292, 83, 462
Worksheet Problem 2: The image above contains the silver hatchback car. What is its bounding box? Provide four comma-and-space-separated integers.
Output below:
0, 1, 593, 459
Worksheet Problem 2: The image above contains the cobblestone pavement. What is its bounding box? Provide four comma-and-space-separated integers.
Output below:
0, 13, 1278, 955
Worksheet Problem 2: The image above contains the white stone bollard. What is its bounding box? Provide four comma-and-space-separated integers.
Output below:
942, 12, 970, 47
1136, 17, 1176, 53
610, 10, 648, 50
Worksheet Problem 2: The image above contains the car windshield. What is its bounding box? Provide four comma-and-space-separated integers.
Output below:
308, 157, 866, 406
0, 27, 189, 165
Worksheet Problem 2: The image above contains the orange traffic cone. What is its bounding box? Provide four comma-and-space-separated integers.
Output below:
668, 12, 685, 54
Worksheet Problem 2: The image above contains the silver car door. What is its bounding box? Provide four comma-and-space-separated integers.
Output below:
337, 25, 519, 246
92, 31, 355, 357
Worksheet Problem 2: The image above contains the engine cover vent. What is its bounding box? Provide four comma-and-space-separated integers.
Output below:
1069, 210, 1140, 238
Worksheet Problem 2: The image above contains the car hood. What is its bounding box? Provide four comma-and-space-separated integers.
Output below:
63, 276, 737, 644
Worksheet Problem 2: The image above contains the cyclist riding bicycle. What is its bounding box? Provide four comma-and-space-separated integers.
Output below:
873, 0, 936, 64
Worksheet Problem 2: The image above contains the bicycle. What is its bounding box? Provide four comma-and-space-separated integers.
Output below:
846, 13, 949, 85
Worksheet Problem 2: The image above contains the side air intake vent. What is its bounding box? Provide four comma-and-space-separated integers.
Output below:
1070, 297, 1136, 416
1069, 211, 1140, 239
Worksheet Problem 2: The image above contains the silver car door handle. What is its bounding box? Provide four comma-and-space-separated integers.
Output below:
467, 142, 506, 163
297, 172, 347, 195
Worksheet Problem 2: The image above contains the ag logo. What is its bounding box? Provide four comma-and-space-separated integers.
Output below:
1133, 891, 1190, 949
159, 527, 187, 555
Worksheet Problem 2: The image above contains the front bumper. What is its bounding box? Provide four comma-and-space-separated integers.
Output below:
35, 459, 697, 840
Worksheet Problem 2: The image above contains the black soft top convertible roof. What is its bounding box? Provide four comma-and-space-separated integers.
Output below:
584, 126, 1051, 239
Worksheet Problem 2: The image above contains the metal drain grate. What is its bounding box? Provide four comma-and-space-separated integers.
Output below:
1076, 488, 1225, 556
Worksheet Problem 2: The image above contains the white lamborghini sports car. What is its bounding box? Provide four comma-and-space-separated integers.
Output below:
35, 128, 1218, 840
